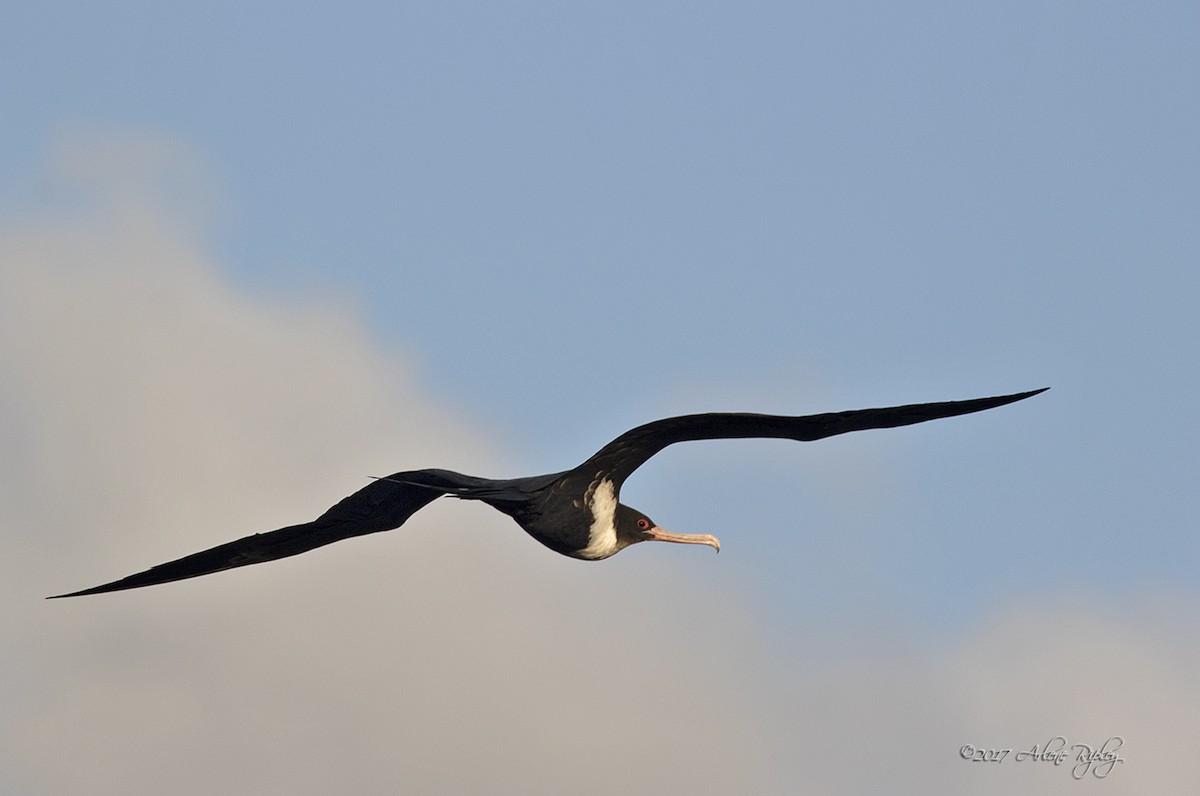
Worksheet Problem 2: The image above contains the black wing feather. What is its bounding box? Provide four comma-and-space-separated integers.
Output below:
48, 473, 454, 598
577, 388, 1048, 486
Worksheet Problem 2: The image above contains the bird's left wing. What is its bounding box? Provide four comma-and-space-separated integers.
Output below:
575, 388, 1048, 486
48, 472, 454, 598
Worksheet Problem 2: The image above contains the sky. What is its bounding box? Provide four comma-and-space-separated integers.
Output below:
1, 1, 1197, 793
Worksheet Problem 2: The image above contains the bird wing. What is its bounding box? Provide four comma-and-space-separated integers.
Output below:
48, 470, 473, 598
574, 388, 1048, 486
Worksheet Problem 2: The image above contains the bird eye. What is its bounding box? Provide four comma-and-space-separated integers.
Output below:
637, 518, 650, 530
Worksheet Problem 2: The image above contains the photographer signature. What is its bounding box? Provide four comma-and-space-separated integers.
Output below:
959, 735, 1124, 779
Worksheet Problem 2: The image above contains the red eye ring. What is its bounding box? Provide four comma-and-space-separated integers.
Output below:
637, 518, 650, 530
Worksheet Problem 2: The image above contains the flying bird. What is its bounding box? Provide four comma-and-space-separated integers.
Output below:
50, 388, 1046, 598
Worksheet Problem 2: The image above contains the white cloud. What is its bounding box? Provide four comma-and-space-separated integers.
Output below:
1, 132, 1195, 795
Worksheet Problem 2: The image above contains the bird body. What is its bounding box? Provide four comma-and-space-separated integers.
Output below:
50, 388, 1046, 598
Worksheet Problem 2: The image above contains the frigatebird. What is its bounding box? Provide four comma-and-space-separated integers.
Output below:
49, 388, 1045, 598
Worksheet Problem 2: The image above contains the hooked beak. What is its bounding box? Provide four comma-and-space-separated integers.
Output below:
647, 526, 721, 553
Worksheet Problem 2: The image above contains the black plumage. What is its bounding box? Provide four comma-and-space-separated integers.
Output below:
49, 388, 1046, 598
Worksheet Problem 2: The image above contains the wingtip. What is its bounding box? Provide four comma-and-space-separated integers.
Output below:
988, 387, 1049, 410
46, 587, 95, 599
1002, 387, 1049, 402
46, 580, 140, 599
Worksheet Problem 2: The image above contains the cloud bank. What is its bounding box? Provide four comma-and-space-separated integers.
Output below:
1, 132, 1195, 794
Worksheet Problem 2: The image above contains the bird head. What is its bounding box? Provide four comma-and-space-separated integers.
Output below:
614, 504, 721, 554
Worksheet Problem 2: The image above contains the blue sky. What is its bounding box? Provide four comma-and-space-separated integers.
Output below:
2, 2, 1198, 793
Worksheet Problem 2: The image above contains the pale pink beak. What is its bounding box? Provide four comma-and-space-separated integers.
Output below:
647, 525, 721, 553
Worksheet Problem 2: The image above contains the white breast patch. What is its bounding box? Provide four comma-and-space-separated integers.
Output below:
578, 478, 619, 560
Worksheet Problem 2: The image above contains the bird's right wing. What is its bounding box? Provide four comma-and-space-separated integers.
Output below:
48, 471, 456, 598
576, 388, 1048, 486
